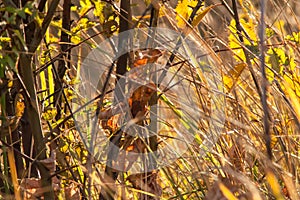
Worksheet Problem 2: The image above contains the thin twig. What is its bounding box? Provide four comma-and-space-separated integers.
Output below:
158, 0, 204, 85
99, 0, 131, 199
259, 0, 272, 159
231, 0, 262, 99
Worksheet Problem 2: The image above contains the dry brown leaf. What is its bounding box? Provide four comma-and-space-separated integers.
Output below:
20, 178, 60, 199
133, 49, 162, 67
64, 184, 81, 200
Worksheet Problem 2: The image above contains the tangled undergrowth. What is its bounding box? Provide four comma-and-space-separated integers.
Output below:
0, 0, 299, 199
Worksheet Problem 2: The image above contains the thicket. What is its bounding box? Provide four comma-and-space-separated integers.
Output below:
0, 0, 299, 199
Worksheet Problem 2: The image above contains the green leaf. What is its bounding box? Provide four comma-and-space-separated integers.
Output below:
16, 9, 26, 19
13, 30, 28, 51
5, 6, 15, 13
5, 55, 15, 69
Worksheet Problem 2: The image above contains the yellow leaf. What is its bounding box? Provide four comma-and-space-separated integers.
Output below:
79, 0, 92, 17
266, 170, 284, 200
223, 63, 247, 91
7, 148, 22, 200
35, 13, 43, 28
175, 0, 198, 28
194, 133, 202, 144
285, 32, 300, 44
39, 70, 47, 106
93, 1, 105, 24
192, 5, 216, 28
60, 143, 69, 153
228, 18, 258, 62
15, 93, 25, 118
218, 182, 238, 200
265, 47, 289, 82
0, 37, 11, 42
282, 78, 300, 120
48, 66, 54, 105
274, 20, 286, 36
42, 107, 57, 121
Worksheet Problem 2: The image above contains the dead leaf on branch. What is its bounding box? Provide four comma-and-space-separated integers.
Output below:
133, 49, 163, 67
64, 183, 81, 200
20, 177, 60, 199
127, 171, 162, 200
20, 151, 60, 199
